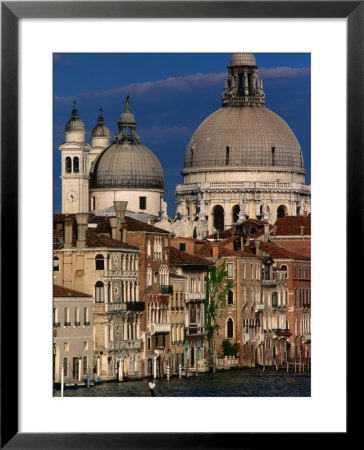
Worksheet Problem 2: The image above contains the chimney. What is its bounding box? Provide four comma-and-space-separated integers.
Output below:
300, 225, 305, 236
212, 244, 220, 260
114, 201, 127, 224
272, 226, 277, 238
264, 224, 270, 242
75, 213, 89, 248
64, 217, 73, 249
114, 201, 128, 242
254, 239, 261, 256
109, 217, 121, 241
240, 236, 245, 251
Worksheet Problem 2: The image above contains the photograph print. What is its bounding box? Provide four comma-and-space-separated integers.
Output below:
53, 52, 311, 397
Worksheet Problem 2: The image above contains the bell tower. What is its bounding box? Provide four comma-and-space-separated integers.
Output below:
59, 101, 91, 213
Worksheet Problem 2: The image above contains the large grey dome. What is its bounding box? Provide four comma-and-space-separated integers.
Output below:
90, 142, 164, 190
183, 106, 304, 171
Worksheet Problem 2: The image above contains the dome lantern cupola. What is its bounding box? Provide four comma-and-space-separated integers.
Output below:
65, 100, 86, 143
222, 53, 265, 107
91, 108, 111, 138
116, 96, 139, 143
90, 107, 111, 157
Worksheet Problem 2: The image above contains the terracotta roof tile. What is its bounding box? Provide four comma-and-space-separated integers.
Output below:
169, 246, 213, 266
125, 216, 170, 234
53, 284, 92, 298
274, 216, 311, 236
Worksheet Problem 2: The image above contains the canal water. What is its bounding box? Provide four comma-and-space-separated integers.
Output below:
54, 368, 310, 397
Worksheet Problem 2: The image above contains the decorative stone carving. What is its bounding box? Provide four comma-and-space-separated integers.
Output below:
172, 216, 193, 237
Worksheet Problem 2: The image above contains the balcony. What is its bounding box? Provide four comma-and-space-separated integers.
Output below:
103, 269, 138, 279
126, 302, 145, 312
262, 278, 277, 286
105, 302, 145, 313
185, 325, 204, 336
254, 303, 265, 312
108, 340, 142, 351
185, 292, 205, 302
159, 285, 173, 294
151, 323, 171, 334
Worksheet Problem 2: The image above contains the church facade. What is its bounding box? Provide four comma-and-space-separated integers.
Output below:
59, 98, 165, 223
174, 53, 311, 238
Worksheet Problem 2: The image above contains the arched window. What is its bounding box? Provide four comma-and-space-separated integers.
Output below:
95, 254, 104, 270
232, 204, 240, 224
53, 256, 60, 271
227, 318, 234, 339
277, 205, 288, 219
227, 289, 234, 305
65, 157, 72, 173
95, 281, 104, 303
280, 265, 288, 278
190, 148, 194, 167
213, 205, 224, 232
73, 156, 79, 173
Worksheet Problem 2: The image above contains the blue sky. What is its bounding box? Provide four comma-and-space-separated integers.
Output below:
53, 53, 311, 215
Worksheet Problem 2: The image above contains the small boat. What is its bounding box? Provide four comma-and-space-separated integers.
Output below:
54, 379, 77, 390
83, 375, 101, 384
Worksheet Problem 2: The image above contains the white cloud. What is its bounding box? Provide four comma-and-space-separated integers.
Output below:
259, 67, 310, 78
54, 67, 310, 103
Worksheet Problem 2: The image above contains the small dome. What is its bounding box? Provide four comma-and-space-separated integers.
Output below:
230, 53, 256, 67
91, 113, 110, 138
90, 142, 164, 190
65, 106, 85, 132
90, 97, 164, 190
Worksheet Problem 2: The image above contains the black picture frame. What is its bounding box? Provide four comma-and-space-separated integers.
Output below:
1, 1, 356, 448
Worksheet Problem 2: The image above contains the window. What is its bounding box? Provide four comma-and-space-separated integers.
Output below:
74, 307, 80, 326
90, 197, 95, 211
73, 156, 79, 173
84, 307, 90, 326
272, 293, 278, 308
227, 318, 234, 339
242, 262, 246, 279
65, 157, 72, 173
95, 254, 104, 270
213, 205, 224, 232
63, 358, 68, 377
225, 146, 230, 165
83, 341, 88, 350
271, 146, 276, 166
147, 337, 151, 351
227, 263, 234, 279
228, 289, 234, 305
64, 307, 70, 326
139, 196, 147, 210
64, 342, 69, 351
53, 256, 60, 271
179, 243, 186, 251
95, 281, 104, 303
